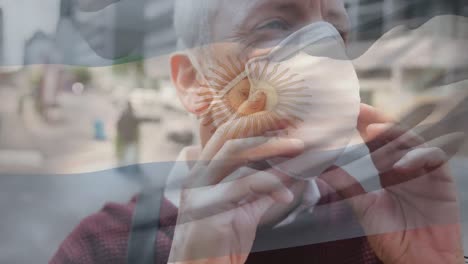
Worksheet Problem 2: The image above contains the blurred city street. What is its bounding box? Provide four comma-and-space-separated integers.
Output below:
1, 152, 468, 264
0, 0, 467, 263
0, 82, 192, 263
0, 60, 467, 264
1, 82, 468, 263
0, 83, 191, 174
0, 85, 115, 174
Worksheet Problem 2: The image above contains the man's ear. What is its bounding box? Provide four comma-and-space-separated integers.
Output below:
170, 53, 211, 115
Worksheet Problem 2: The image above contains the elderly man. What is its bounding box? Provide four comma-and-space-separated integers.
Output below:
51, 0, 464, 263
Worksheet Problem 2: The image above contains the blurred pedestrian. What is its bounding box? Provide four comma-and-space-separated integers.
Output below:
116, 102, 140, 169
116, 101, 160, 171
94, 118, 107, 141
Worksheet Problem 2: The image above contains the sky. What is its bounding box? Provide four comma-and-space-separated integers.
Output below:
1, 0, 60, 65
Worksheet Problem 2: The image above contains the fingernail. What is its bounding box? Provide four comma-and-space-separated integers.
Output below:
274, 188, 294, 204
288, 139, 304, 149
393, 158, 409, 170
281, 188, 294, 203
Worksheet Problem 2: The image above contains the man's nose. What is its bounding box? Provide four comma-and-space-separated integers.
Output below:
308, 0, 322, 10
287, 0, 324, 24
306, 0, 323, 19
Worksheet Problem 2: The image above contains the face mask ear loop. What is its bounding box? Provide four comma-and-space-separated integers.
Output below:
184, 46, 250, 101
249, 21, 344, 64
182, 47, 249, 128
184, 49, 208, 86
194, 21, 343, 108
179, 48, 218, 116
189, 21, 343, 99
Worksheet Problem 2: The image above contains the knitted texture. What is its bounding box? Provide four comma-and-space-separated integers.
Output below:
50, 184, 381, 264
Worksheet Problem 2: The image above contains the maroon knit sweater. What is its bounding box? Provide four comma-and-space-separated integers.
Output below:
50, 179, 382, 264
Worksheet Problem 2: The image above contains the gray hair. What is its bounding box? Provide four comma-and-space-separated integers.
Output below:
173, 0, 219, 50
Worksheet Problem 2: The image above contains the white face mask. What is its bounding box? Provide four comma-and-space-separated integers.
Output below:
202, 21, 361, 179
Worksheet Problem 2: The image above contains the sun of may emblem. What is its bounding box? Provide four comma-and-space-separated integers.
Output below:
196, 55, 313, 138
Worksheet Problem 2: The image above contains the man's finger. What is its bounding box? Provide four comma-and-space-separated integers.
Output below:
398, 102, 436, 129
425, 132, 465, 159
359, 101, 433, 142
208, 137, 303, 183
194, 137, 303, 186
199, 136, 269, 164
417, 97, 468, 143
363, 124, 426, 173
184, 168, 292, 222
357, 104, 393, 140
249, 196, 277, 225
318, 166, 377, 221
393, 147, 448, 172
375, 132, 463, 187
191, 136, 269, 186
366, 123, 425, 148
224, 170, 293, 205
319, 166, 366, 200
199, 115, 288, 164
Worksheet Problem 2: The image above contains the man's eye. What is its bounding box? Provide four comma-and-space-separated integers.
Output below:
256, 19, 290, 31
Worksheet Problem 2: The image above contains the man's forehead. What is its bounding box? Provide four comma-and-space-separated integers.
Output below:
217, 0, 345, 14
215, 0, 254, 24
212, 0, 347, 41
218, 0, 305, 17
214, 0, 346, 28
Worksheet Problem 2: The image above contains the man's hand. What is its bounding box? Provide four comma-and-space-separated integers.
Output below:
320, 104, 465, 264
169, 118, 304, 264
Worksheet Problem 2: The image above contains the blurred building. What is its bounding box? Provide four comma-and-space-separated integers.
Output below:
139, 0, 468, 111
20, 0, 467, 116
70, 0, 147, 61
54, 0, 177, 78
143, 0, 177, 78
0, 8, 4, 65
21, 0, 114, 66
56, 0, 117, 65
24, 31, 57, 65
23, 31, 64, 119
345, 0, 468, 116
345, 0, 468, 41
56, 0, 178, 68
